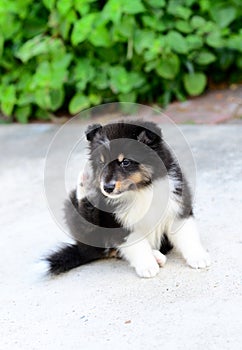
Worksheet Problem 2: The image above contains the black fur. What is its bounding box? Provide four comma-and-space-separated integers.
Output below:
85, 124, 102, 141
160, 234, 173, 255
46, 244, 107, 275
64, 190, 130, 247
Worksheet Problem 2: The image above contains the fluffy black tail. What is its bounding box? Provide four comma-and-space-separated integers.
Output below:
46, 243, 107, 275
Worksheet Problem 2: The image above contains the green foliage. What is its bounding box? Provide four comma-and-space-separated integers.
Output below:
183, 72, 207, 95
0, 0, 242, 122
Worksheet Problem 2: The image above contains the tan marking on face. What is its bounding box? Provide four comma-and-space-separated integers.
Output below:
107, 249, 118, 258
100, 154, 104, 163
118, 153, 124, 163
115, 180, 122, 191
128, 172, 143, 185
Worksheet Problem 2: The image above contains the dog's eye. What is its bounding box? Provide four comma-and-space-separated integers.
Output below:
121, 159, 131, 168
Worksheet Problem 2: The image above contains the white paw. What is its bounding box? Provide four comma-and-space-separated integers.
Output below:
152, 249, 167, 267
186, 250, 211, 269
135, 258, 160, 278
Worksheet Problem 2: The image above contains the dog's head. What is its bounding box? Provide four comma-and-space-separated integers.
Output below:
85, 121, 164, 198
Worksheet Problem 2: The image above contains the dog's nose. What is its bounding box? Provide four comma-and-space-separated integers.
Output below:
103, 183, 115, 193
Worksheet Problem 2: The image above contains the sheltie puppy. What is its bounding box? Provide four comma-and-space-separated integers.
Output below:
45, 120, 210, 278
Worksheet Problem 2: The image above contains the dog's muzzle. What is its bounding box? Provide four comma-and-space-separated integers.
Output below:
103, 182, 116, 194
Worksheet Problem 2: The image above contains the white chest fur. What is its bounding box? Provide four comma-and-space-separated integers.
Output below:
114, 177, 180, 249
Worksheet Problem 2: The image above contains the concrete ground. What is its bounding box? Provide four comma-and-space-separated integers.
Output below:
0, 123, 241, 350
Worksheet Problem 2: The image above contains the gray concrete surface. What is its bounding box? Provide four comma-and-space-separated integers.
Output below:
0, 124, 241, 350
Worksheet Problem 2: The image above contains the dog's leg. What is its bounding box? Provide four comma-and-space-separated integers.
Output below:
119, 238, 160, 278
152, 249, 167, 267
168, 216, 211, 269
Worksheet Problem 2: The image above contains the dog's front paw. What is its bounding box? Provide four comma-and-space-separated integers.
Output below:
135, 258, 160, 278
152, 249, 167, 267
186, 250, 211, 269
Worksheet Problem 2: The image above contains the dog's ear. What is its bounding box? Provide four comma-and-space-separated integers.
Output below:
137, 123, 162, 146
85, 124, 102, 141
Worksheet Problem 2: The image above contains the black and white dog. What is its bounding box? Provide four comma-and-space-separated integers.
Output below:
46, 120, 210, 278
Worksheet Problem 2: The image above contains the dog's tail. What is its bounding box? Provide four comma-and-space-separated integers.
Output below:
45, 243, 107, 275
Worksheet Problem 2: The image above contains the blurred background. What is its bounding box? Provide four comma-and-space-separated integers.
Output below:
0, 0, 242, 123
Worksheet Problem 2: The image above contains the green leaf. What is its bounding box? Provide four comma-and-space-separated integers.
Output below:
210, 5, 237, 28
73, 59, 95, 90
42, 0, 55, 10
71, 14, 97, 45
102, 0, 144, 22
166, 31, 188, 54
206, 32, 226, 48
31, 56, 70, 91
0, 13, 21, 40
190, 16, 206, 29
184, 0, 196, 6
167, 4, 192, 20
227, 34, 242, 52
31, 61, 52, 89
134, 29, 156, 54
50, 59, 70, 88
128, 72, 146, 89
0, 85, 16, 116
52, 53, 72, 70
94, 67, 109, 90
18, 91, 35, 106
89, 94, 102, 105
109, 67, 144, 94
144, 0, 166, 8
156, 54, 180, 79
35, 87, 65, 111
69, 93, 91, 114
15, 105, 31, 123
183, 72, 207, 95
122, 0, 145, 14
49, 88, 65, 110
102, 0, 122, 23
195, 51, 216, 65
57, 0, 73, 15
74, 0, 92, 16
175, 20, 192, 33
35, 108, 52, 121
142, 15, 166, 32
35, 88, 51, 109
89, 26, 111, 47
109, 66, 131, 94
143, 36, 166, 61
197, 0, 210, 12
118, 91, 137, 103
49, 70, 66, 89
196, 21, 216, 35
186, 35, 203, 50
16, 36, 65, 63
15, 35, 49, 62
118, 15, 135, 38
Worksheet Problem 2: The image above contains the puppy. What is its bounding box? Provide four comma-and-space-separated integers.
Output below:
45, 120, 210, 278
